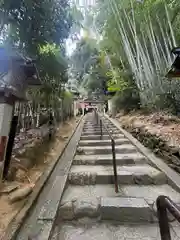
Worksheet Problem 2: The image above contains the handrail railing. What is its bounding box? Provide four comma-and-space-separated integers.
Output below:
156, 195, 180, 240
94, 111, 118, 193
94, 109, 99, 125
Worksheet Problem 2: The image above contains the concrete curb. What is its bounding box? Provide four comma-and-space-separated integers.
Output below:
2, 115, 84, 240
105, 114, 180, 194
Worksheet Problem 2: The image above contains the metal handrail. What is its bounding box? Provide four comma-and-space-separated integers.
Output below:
156, 195, 180, 240
94, 109, 99, 125
97, 114, 118, 193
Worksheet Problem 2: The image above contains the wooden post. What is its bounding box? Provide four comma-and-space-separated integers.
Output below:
3, 114, 18, 180
0, 101, 14, 180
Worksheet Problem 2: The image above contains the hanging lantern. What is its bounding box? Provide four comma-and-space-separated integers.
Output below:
166, 47, 180, 79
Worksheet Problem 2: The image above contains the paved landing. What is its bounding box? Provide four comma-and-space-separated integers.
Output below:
51, 221, 180, 240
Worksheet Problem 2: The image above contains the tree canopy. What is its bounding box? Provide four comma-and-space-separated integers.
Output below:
69, 0, 180, 113
0, 0, 73, 53
1, 0, 180, 113
0, 0, 74, 108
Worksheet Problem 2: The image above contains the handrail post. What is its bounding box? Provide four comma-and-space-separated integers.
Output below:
156, 196, 172, 240
111, 138, 118, 193
94, 109, 98, 125
94, 109, 96, 124
100, 119, 102, 140
96, 111, 98, 125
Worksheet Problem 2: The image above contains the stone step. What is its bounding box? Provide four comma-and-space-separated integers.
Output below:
82, 131, 108, 135
84, 125, 116, 129
59, 197, 100, 220
83, 125, 115, 129
58, 196, 153, 222
103, 122, 114, 126
83, 122, 113, 125
68, 165, 167, 185
73, 153, 146, 165
83, 127, 117, 131
27, 222, 53, 240
78, 139, 130, 146
52, 221, 180, 239
80, 134, 124, 140
100, 197, 153, 222
83, 122, 98, 125
81, 134, 111, 140
83, 126, 115, 130
82, 130, 117, 134
61, 184, 180, 205
84, 122, 114, 125
121, 184, 180, 205
82, 131, 120, 136
77, 144, 138, 154
82, 129, 113, 133
83, 123, 103, 126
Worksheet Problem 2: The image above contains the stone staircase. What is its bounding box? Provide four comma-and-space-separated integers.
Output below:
51, 113, 180, 239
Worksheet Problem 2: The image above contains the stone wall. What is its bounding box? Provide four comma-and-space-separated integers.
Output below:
7, 123, 56, 180
121, 122, 180, 173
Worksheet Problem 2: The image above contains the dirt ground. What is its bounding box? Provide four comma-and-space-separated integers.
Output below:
116, 111, 180, 173
0, 117, 80, 235
117, 111, 180, 148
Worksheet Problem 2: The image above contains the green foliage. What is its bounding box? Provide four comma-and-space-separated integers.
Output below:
0, 0, 74, 117
62, 90, 73, 119
106, 69, 129, 92
1, 0, 73, 55
111, 74, 140, 112
70, 38, 99, 83
81, 0, 180, 112
63, 90, 73, 99
39, 43, 67, 81
70, 34, 134, 101
143, 93, 180, 114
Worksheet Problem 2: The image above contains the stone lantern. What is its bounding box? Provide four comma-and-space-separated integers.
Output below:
0, 47, 41, 180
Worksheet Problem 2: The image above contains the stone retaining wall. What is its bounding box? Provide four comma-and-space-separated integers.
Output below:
121, 123, 180, 173
8, 124, 57, 180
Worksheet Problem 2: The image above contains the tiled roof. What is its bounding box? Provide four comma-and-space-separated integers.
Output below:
0, 47, 25, 75
0, 47, 40, 100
